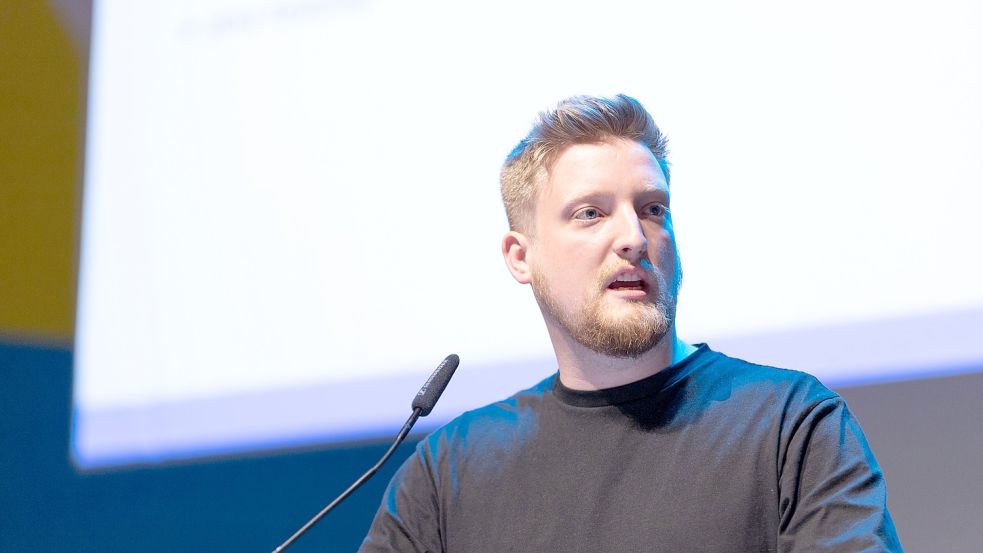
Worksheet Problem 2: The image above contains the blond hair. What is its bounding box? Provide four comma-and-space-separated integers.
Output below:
500, 94, 670, 232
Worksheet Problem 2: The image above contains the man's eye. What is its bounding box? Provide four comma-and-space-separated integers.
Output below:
644, 203, 669, 218
574, 207, 602, 220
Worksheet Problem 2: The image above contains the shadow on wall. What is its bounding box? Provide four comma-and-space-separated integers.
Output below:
835, 369, 983, 552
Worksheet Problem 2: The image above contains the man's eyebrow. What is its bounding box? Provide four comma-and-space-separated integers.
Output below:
558, 191, 612, 213
638, 188, 670, 202
563, 190, 610, 204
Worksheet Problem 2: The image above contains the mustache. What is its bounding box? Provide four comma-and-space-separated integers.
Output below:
596, 259, 658, 285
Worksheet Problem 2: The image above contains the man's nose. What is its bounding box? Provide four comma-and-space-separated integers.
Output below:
612, 208, 648, 260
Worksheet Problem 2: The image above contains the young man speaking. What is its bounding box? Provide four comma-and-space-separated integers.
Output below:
360, 94, 902, 552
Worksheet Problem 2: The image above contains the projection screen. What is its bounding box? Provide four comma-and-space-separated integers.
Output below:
73, 0, 983, 468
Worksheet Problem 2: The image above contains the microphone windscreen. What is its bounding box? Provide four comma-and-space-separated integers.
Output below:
411, 354, 460, 416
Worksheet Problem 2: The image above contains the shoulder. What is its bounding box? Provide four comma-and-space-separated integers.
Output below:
693, 345, 839, 407
674, 345, 847, 436
416, 373, 556, 461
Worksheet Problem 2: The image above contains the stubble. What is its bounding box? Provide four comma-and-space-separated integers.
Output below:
531, 258, 680, 359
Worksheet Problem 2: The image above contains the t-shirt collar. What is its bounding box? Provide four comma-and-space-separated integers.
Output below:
551, 343, 712, 407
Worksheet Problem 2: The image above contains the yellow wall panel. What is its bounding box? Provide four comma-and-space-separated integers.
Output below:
0, 0, 81, 342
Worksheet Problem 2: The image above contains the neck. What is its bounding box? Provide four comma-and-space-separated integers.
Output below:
550, 327, 697, 391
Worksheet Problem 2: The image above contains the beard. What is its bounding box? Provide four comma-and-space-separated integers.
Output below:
531, 257, 680, 359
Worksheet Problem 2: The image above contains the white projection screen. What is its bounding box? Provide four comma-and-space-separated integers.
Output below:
73, 0, 983, 468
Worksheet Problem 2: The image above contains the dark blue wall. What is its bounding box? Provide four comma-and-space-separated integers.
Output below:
0, 341, 411, 552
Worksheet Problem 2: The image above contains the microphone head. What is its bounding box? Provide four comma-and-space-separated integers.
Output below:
411, 354, 460, 416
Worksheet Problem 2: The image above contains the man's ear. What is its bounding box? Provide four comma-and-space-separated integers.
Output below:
502, 231, 533, 284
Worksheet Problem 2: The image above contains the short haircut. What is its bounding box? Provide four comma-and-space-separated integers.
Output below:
500, 94, 670, 233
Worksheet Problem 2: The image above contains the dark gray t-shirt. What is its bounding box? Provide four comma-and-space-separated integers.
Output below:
360, 345, 901, 552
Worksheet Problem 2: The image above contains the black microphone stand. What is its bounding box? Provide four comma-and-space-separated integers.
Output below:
272, 353, 458, 551
272, 407, 422, 552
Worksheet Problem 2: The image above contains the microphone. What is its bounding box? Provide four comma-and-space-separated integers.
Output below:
272, 354, 461, 552
412, 353, 460, 416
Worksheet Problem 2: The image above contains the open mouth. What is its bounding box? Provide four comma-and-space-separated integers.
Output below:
607, 276, 647, 292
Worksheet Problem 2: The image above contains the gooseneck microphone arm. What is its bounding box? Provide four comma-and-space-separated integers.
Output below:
272, 354, 460, 553
272, 409, 422, 553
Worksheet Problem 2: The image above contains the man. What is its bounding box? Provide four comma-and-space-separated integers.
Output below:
360, 94, 901, 552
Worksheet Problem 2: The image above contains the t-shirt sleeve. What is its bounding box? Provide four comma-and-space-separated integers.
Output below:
358, 441, 443, 553
777, 394, 903, 552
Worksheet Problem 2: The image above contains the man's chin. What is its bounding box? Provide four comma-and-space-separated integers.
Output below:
587, 300, 673, 353
598, 296, 658, 317
577, 323, 668, 359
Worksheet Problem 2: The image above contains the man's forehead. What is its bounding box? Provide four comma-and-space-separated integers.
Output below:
539, 140, 669, 199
